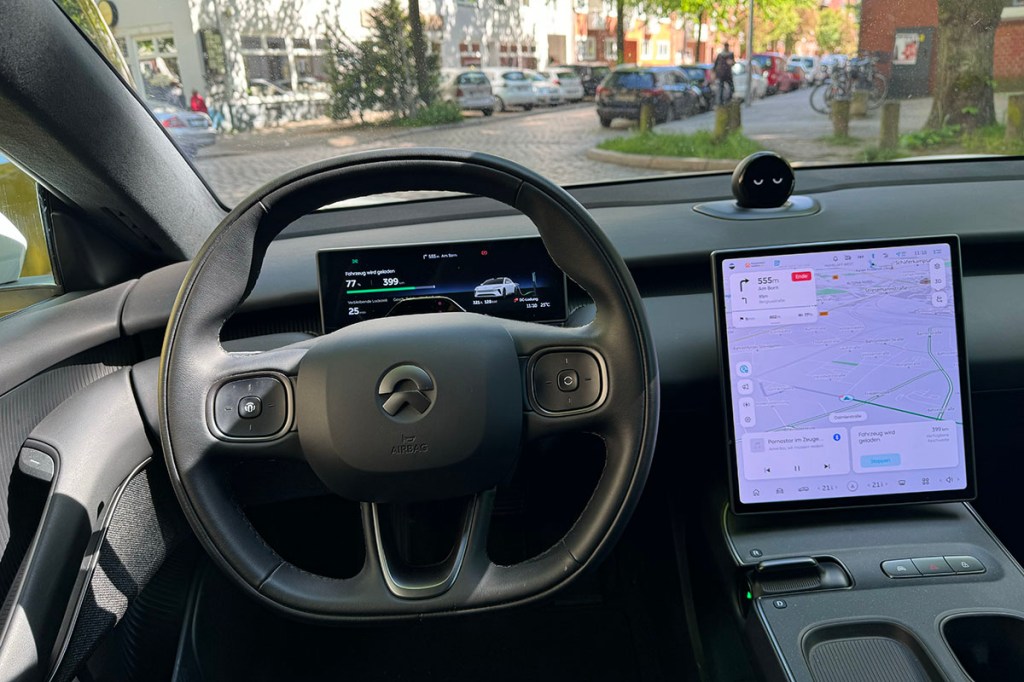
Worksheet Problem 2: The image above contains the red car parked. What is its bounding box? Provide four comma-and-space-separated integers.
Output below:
780, 64, 807, 92
752, 53, 788, 95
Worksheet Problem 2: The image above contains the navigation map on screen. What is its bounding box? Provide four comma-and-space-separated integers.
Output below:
716, 240, 973, 510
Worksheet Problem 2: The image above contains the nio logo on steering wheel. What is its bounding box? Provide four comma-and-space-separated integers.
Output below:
377, 365, 435, 421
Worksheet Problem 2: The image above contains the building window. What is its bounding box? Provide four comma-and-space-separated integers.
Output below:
577, 36, 597, 61
135, 36, 182, 104
241, 35, 291, 94
522, 43, 537, 69
460, 42, 481, 66
656, 40, 670, 60
603, 38, 617, 61
292, 36, 329, 92
640, 39, 652, 60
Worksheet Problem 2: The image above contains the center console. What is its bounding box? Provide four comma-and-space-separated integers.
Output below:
721, 502, 1024, 681
705, 237, 1024, 681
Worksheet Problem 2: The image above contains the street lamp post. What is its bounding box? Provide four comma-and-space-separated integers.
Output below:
746, 0, 754, 107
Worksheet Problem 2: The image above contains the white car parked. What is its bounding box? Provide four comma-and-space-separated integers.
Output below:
542, 69, 585, 101
474, 277, 521, 298
439, 69, 495, 115
525, 70, 562, 106
482, 69, 536, 112
788, 55, 822, 84
731, 61, 768, 101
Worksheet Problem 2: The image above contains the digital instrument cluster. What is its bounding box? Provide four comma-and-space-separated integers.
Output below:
318, 236, 568, 333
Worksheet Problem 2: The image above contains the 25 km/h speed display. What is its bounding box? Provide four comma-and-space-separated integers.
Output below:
713, 237, 975, 514
318, 236, 568, 333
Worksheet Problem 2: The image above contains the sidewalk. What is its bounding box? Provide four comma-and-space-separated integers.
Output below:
202, 113, 396, 158
656, 92, 1014, 164
203, 103, 594, 159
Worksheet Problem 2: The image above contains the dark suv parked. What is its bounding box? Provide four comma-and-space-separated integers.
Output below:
567, 62, 612, 96
595, 66, 701, 127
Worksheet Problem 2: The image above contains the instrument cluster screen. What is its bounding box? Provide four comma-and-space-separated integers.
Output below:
318, 237, 568, 333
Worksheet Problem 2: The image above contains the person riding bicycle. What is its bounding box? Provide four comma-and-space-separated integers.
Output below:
713, 43, 736, 104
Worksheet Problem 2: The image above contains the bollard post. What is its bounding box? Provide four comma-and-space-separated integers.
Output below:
851, 91, 869, 118
634, 98, 651, 132
727, 100, 742, 133
831, 97, 851, 138
714, 105, 729, 139
1007, 94, 1024, 144
880, 101, 900, 150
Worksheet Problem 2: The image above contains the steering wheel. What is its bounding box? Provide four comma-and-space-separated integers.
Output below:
159, 149, 659, 620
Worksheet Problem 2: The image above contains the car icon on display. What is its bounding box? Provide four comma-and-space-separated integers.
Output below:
474, 276, 520, 298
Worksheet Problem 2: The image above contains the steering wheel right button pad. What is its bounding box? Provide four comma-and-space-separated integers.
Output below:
532, 350, 603, 413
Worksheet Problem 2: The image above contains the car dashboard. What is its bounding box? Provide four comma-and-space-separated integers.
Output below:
3, 157, 1024, 680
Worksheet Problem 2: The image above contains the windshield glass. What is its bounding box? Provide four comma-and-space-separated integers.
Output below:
56, 0, 1024, 206
607, 72, 655, 89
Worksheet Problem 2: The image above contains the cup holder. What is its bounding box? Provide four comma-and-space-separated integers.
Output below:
943, 613, 1024, 680
802, 622, 944, 681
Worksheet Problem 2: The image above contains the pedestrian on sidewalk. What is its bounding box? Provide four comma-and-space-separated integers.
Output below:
190, 90, 209, 114
713, 43, 735, 105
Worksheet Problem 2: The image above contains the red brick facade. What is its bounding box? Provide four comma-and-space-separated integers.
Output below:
859, 0, 938, 87
995, 18, 1024, 86
859, 1, 1024, 93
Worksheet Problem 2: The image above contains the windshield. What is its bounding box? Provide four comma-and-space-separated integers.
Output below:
55, 0, 1024, 206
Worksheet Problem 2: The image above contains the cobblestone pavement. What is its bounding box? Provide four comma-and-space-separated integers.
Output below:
195, 104, 663, 205
195, 91, 1017, 203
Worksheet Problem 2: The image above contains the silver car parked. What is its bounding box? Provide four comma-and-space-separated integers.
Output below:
481, 69, 536, 112
146, 99, 215, 159
542, 69, 585, 102
439, 69, 495, 116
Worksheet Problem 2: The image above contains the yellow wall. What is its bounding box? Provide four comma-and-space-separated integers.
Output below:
629, 23, 677, 67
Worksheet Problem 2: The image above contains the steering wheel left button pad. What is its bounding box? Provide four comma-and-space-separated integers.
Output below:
214, 376, 288, 438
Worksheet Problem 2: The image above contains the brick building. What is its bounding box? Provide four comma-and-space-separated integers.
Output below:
860, 1, 1024, 97
994, 7, 1024, 88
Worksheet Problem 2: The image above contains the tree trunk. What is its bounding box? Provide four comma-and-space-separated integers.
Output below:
695, 11, 704, 65
616, 0, 625, 65
408, 0, 432, 105
925, 0, 1003, 131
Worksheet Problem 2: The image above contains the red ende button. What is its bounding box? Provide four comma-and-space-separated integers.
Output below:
791, 271, 813, 282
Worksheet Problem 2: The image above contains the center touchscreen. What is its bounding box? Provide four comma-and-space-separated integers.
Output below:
713, 237, 975, 513
318, 237, 567, 333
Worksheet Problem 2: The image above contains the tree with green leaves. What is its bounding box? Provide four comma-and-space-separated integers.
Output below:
925, 0, 1003, 131
816, 6, 856, 55
323, 0, 439, 122
758, 0, 816, 54
677, 0, 716, 64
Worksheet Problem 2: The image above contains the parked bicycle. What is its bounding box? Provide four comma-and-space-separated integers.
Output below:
809, 55, 888, 115
849, 54, 888, 108
809, 66, 850, 115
